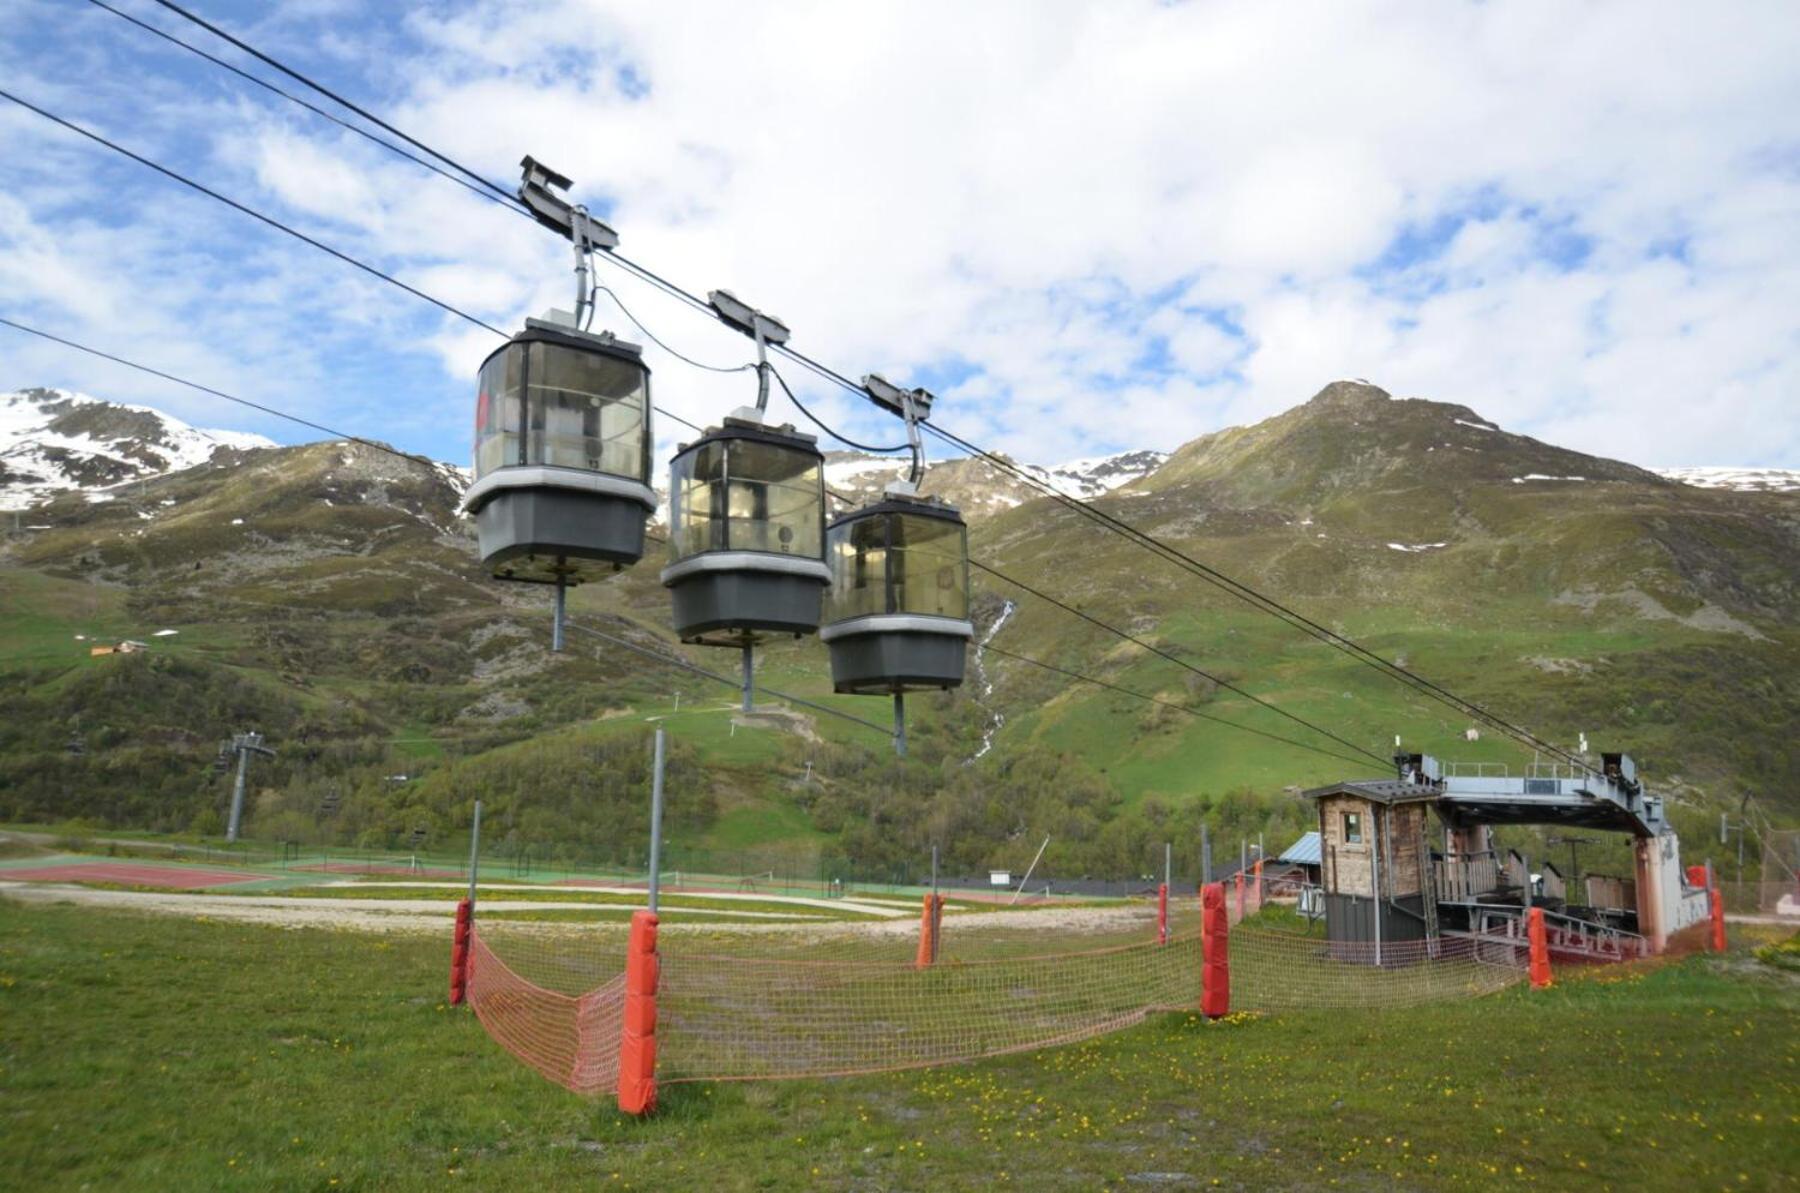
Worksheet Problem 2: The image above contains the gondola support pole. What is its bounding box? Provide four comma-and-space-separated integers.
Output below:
551, 575, 567, 653
893, 691, 907, 757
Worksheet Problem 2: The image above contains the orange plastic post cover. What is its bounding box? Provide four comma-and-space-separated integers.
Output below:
1200, 881, 1230, 1018
1709, 887, 1726, 953
449, 898, 473, 1005
1157, 882, 1169, 945
1527, 906, 1552, 990
617, 909, 661, 1116
915, 892, 937, 969
1234, 871, 1245, 921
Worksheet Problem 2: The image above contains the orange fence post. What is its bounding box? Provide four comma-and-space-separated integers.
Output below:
1252, 858, 1264, 911
1709, 886, 1726, 953
1201, 881, 1230, 1018
915, 892, 943, 968
617, 909, 660, 1116
448, 898, 472, 1006
1527, 906, 1552, 990
1157, 882, 1169, 945
1234, 871, 1245, 922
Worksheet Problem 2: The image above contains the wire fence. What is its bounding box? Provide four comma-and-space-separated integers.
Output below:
466, 890, 1527, 1097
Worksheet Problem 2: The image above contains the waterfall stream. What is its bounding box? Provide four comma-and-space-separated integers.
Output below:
965, 598, 1017, 764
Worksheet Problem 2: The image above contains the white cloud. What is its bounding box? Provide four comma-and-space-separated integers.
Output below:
0, 0, 1795, 468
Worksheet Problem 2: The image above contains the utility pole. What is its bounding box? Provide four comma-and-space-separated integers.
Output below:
647, 727, 667, 913
1720, 810, 1749, 887
1200, 823, 1211, 885
466, 800, 484, 906
223, 731, 276, 843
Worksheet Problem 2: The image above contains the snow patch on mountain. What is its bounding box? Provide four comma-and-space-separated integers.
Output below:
1, 387, 274, 510
821, 447, 1168, 505
1655, 467, 1800, 493
1025, 450, 1169, 499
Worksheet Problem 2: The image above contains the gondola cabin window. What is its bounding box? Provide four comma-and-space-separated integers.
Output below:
1343, 811, 1363, 844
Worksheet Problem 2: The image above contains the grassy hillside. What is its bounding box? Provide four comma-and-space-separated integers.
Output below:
1, 382, 1794, 881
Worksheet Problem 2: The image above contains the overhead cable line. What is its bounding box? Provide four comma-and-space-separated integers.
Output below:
0, 316, 442, 473
0, 87, 508, 338
566, 622, 896, 738
83, 0, 522, 216
148, 0, 519, 206
0, 91, 719, 439
926, 419, 1591, 773
972, 560, 1389, 767
65, 14, 1579, 771
769, 366, 910, 455
982, 645, 1374, 769
593, 284, 753, 377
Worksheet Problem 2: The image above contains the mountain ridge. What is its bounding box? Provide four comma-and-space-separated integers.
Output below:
1, 377, 1793, 875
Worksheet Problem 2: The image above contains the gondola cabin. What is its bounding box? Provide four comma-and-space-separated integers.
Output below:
820, 495, 974, 692
461, 317, 655, 583
663, 419, 830, 642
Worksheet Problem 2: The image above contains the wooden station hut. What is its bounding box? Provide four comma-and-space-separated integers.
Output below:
1304, 779, 1441, 949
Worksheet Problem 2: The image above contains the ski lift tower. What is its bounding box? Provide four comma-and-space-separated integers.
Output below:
223, 731, 276, 844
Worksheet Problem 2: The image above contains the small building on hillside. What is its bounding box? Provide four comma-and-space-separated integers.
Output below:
1273, 830, 1323, 886
1305, 779, 1440, 949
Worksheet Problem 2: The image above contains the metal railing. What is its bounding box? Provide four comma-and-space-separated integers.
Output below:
1441, 761, 1510, 777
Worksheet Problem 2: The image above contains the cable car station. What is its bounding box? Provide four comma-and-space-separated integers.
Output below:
1305, 750, 1713, 963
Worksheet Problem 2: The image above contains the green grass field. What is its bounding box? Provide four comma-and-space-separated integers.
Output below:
1, 900, 1793, 1191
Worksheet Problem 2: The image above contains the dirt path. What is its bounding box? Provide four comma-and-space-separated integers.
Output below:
1, 880, 1155, 939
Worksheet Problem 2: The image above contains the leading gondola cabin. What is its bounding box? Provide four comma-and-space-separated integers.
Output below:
460, 318, 656, 583
662, 419, 830, 642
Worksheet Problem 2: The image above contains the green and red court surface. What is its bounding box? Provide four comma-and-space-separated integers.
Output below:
0, 860, 261, 888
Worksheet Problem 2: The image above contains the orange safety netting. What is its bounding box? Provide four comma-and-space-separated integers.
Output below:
465, 898, 1528, 1097
466, 929, 626, 1095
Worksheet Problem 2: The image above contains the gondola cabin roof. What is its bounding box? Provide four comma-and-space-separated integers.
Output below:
478, 318, 647, 372
671, 417, 822, 457
827, 495, 966, 530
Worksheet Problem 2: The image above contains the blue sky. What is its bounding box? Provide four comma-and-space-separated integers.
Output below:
1, 0, 1797, 470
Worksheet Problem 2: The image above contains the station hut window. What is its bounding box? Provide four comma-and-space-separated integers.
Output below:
1343, 810, 1363, 844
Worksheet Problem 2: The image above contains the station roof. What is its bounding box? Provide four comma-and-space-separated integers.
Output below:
1301, 779, 1441, 806
1277, 831, 1321, 866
